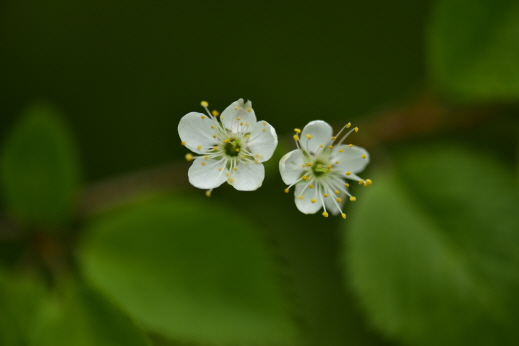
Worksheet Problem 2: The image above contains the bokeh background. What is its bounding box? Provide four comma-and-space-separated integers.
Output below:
1, 0, 518, 345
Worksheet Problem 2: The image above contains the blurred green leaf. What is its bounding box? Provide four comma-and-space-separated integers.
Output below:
79, 196, 299, 345
428, 0, 519, 102
341, 143, 519, 346
0, 267, 46, 346
0, 102, 81, 229
29, 280, 150, 346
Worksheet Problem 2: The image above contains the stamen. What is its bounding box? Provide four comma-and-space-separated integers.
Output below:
298, 196, 303, 200
212, 110, 219, 116
346, 171, 351, 176
201, 161, 206, 166
185, 153, 193, 161
197, 145, 202, 150
322, 211, 329, 218
358, 179, 364, 184
335, 190, 340, 194
364, 179, 372, 187
181, 141, 186, 146
294, 134, 300, 141
306, 134, 312, 139
263, 121, 267, 125
309, 184, 314, 189
349, 144, 353, 148
350, 196, 356, 201
311, 198, 317, 203
341, 213, 347, 219
355, 127, 359, 133
205, 190, 212, 197
284, 188, 290, 193
346, 123, 351, 128
200, 101, 209, 108
323, 193, 328, 197
339, 149, 344, 152
201, 115, 206, 119
328, 145, 333, 149
336, 198, 342, 202
294, 128, 301, 133
361, 155, 367, 159
307, 162, 312, 166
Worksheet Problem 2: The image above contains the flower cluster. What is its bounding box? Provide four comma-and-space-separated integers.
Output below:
178, 100, 371, 218
178, 99, 277, 196
279, 120, 371, 218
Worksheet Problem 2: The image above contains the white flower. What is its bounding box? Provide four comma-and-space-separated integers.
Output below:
178, 99, 278, 195
279, 120, 371, 218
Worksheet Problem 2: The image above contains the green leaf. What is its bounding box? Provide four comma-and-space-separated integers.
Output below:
428, 0, 519, 102
29, 281, 150, 346
341, 143, 519, 346
0, 102, 81, 229
79, 196, 299, 345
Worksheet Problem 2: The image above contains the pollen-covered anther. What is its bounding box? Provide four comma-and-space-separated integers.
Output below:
341, 213, 347, 219
346, 122, 351, 128
331, 136, 336, 140
350, 196, 356, 201
213, 146, 219, 150
358, 179, 365, 184
205, 190, 212, 197
224, 139, 230, 143
349, 144, 353, 148
235, 148, 240, 152
201, 115, 206, 119
319, 144, 323, 148
323, 193, 329, 197
294, 128, 301, 133
240, 122, 244, 126
346, 171, 352, 176
225, 173, 230, 177
361, 155, 367, 159
335, 161, 340, 164
218, 167, 223, 171
364, 179, 372, 187
307, 162, 312, 166
334, 190, 339, 194
298, 196, 303, 200
185, 153, 193, 161
200, 101, 209, 107
263, 121, 267, 125
211, 126, 215, 129
301, 164, 306, 168
306, 134, 312, 139
237, 117, 241, 121
228, 178, 234, 184
355, 127, 359, 133
181, 141, 186, 146
336, 198, 342, 202
234, 106, 238, 110
309, 184, 314, 189
284, 188, 290, 193
345, 183, 350, 187
294, 134, 300, 141
328, 145, 333, 149
322, 211, 329, 218
339, 149, 344, 152
204, 156, 209, 160
311, 198, 317, 203
262, 129, 266, 132
197, 145, 202, 150
233, 167, 238, 171
212, 135, 217, 138
212, 110, 219, 116
201, 161, 206, 166
247, 108, 252, 112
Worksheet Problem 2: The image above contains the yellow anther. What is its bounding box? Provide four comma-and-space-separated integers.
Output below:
212, 110, 219, 116
327, 165, 332, 169
201, 101, 209, 107
349, 144, 353, 148
335, 161, 340, 164
263, 121, 267, 125
262, 128, 266, 132
319, 144, 323, 148
245, 134, 250, 138
218, 167, 223, 171
225, 173, 230, 177
211, 126, 215, 129
323, 193, 329, 197
201, 161, 206, 166
201, 115, 206, 119
221, 116, 225, 120
237, 117, 241, 120
322, 211, 329, 218
335, 190, 340, 194
311, 198, 317, 203
236, 148, 240, 152
331, 136, 336, 140
355, 127, 359, 133
185, 153, 193, 161
197, 145, 202, 150
240, 122, 244, 126
284, 188, 289, 193
294, 134, 300, 141
212, 134, 217, 138
247, 108, 252, 112
245, 122, 250, 126
341, 213, 347, 219
350, 196, 356, 201
346, 122, 351, 128
242, 155, 247, 158
345, 183, 350, 187
298, 196, 303, 200
213, 146, 219, 150
346, 171, 351, 176
234, 106, 238, 110
307, 162, 312, 166
364, 179, 372, 187
233, 167, 237, 171
309, 184, 314, 189
294, 128, 301, 133
228, 178, 234, 184
339, 149, 344, 153
336, 198, 342, 202
204, 156, 209, 160
358, 179, 365, 184
181, 141, 186, 146
205, 190, 212, 197
301, 164, 306, 168
306, 134, 312, 139
361, 155, 367, 159
302, 175, 308, 180
328, 145, 333, 149
224, 139, 230, 143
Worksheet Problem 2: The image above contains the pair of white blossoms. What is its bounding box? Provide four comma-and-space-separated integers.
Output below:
178, 99, 371, 218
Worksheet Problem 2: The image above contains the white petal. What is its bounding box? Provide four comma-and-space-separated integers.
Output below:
247, 121, 278, 162
294, 182, 322, 214
300, 120, 333, 154
188, 158, 227, 189
178, 112, 218, 153
229, 161, 265, 191
220, 99, 257, 133
331, 145, 370, 174
322, 178, 347, 215
279, 149, 305, 185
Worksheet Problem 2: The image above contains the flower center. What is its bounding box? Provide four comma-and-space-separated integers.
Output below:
311, 159, 329, 177
224, 138, 242, 157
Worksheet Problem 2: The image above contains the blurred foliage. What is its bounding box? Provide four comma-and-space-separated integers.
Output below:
0, 0, 518, 345
0, 103, 80, 229
79, 197, 299, 345
429, 0, 519, 102
343, 143, 519, 346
